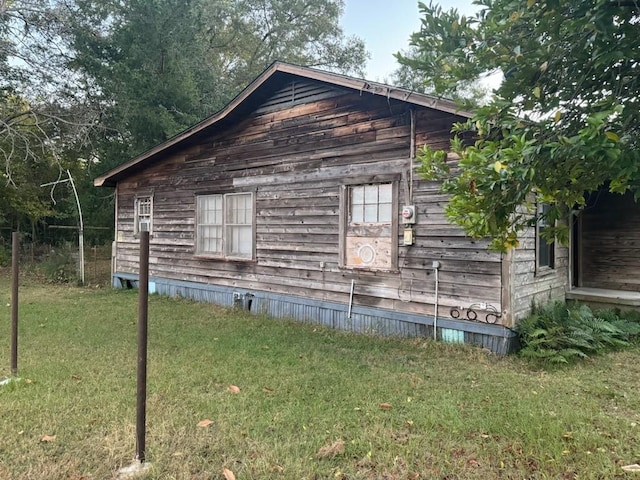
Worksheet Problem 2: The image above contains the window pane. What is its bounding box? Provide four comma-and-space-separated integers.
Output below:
197, 225, 222, 254
136, 197, 152, 233
364, 204, 378, 222
197, 195, 223, 254
226, 194, 252, 225
537, 203, 554, 269
137, 198, 151, 216
197, 193, 252, 258
349, 183, 394, 224
351, 186, 364, 206
378, 184, 392, 203
227, 225, 252, 257
364, 184, 379, 204
200, 196, 221, 225
378, 203, 392, 222
538, 234, 550, 268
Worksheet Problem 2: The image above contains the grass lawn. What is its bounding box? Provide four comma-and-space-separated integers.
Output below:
1, 275, 639, 479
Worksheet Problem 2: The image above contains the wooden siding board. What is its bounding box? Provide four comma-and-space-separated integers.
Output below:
511, 221, 569, 320
114, 91, 507, 332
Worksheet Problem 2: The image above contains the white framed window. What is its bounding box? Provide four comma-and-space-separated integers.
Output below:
536, 202, 555, 271
350, 184, 393, 224
196, 192, 254, 259
134, 196, 153, 235
341, 182, 397, 270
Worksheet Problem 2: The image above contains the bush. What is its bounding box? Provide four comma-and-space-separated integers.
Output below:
38, 244, 78, 284
0, 244, 9, 267
517, 301, 639, 364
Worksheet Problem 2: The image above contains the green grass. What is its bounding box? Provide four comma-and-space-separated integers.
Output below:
1, 275, 639, 479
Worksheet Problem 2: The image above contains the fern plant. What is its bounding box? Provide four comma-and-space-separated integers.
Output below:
517, 301, 636, 364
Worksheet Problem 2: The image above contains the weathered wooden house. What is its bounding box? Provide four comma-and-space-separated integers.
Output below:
94, 62, 640, 354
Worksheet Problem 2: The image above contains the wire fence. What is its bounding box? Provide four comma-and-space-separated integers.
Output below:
1, 235, 113, 287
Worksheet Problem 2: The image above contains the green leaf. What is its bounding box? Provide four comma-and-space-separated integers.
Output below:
604, 131, 619, 143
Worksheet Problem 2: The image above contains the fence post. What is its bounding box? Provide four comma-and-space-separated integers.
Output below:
11, 232, 19, 376
136, 231, 150, 463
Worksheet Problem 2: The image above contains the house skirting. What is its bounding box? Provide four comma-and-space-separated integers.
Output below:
113, 273, 518, 355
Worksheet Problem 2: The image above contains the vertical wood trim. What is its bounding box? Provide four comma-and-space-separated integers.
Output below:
501, 249, 514, 327
568, 212, 574, 290
577, 212, 583, 288
392, 180, 399, 270
252, 190, 257, 261
409, 109, 415, 203
338, 184, 347, 268
113, 183, 119, 278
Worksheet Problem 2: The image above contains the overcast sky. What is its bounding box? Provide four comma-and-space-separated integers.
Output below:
341, 0, 481, 81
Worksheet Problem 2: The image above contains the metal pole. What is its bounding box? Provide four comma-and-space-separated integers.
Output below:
136, 231, 149, 463
347, 279, 355, 319
11, 232, 18, 376
40, 171, 85, 285
66, 170, 84, 285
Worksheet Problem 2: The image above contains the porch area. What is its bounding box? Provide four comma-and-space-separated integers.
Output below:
566, 287, 640, 310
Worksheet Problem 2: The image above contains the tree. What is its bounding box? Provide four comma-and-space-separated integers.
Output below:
397, 0, 640, 250
65, 0, 368, 165
0, 0, 367, 241
0, 1, 101, 236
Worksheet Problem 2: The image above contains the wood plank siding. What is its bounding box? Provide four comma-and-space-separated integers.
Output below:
580, 190, 640, 291
510, 226, 569, 322
113, 79, 506, 326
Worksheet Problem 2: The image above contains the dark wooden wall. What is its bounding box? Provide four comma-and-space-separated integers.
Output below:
114, 79, 505, 324
580, 191, 640, 291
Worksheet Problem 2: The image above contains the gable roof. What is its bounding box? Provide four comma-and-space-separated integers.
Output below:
94, 61, 473, 187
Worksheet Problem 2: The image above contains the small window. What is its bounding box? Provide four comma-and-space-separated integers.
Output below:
134, 196, 153, 235
196, 192, 253, 259
350, 184, 393, 224
342, 182, 397, 270
537, 203, 555, 270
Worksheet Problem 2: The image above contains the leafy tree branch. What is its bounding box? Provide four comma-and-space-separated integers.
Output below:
398, 0, 640, 250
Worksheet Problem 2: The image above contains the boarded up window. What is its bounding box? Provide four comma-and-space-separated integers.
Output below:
134, 196, 152, 234
344, 183, 396, 270
197, 193, 253, 259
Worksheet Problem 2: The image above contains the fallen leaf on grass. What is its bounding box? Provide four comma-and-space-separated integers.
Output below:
222, 467, 236, 480
316, 439, 345, 458
269, 464, 284, 473
262, 387, 274, 393
227, 385, 240, 394
41, 435, 56, 442
197, 419, 213, 428
379, 403, 393, 410
71, 375, 81, 380
622, 464, 640, 472
467, 458, 480, 468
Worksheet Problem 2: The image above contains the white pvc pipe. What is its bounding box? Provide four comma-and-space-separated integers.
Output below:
433, 267, 439, 340
66, 170, 84, 285
347, 279, 355, 319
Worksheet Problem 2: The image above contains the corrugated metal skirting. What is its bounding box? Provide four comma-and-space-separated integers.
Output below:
113, 273, 518, 355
